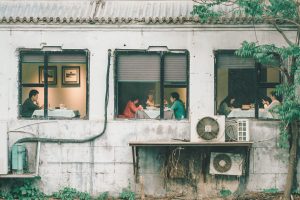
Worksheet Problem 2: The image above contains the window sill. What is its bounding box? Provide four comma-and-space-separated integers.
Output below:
227, 117, 280, 122
113, 118, 189, 122
18, 117, 86, 120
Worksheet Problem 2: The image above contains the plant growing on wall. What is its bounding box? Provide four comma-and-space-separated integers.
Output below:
52, 187, 91, 200
10, 179, 46, 200
119, 186, 135, 200
192, 1, 300, 199
96, 191, 109, 200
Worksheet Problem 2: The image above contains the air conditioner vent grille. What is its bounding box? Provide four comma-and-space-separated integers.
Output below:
196, 117, 219, 140
213, 153, 232, 173
225, 119, 249, 142
210, 152, 244, 176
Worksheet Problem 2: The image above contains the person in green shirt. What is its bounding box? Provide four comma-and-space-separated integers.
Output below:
21, 89, 43, 118
169, 92, 186, 120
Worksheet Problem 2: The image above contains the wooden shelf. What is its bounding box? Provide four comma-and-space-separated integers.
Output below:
0, 173, 38, 178
129, 141, 253, 147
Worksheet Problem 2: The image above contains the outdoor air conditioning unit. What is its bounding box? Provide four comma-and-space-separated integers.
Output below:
0, 121, 8, 174
225, 119, 250, 142
191, 116, 225, 142
209, 152, 244, 176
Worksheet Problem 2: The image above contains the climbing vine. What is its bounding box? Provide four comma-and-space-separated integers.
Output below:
192, 0, 300, 199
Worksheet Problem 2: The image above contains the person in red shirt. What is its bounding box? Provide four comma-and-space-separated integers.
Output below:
123, 96, 143, 118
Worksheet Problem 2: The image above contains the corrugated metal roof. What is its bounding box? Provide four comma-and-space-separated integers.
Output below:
0, 0, 261, 25
0, 0, 95, 23
95, 1, 194, 23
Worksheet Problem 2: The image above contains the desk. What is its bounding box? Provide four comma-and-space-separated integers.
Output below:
228, 108, 274, 119
32, 109, 80, 119
135, 109, 174, 119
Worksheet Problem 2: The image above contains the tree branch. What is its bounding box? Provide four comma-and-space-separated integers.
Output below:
275, 17, 300, 28
192, 0, 237, 7
279, 67, 292, 84
272, 23, 294, 46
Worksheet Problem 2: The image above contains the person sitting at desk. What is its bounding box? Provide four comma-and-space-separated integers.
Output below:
21, 89, 43, 118
262, 91, 281, 114
169, 92, 185, 120
146, 93, 155, 107
263, 91, 281, 110
123, 96, 143, 118
218, 95, 236, 117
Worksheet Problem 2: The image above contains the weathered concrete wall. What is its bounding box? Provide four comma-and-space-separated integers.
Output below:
6, 120, 189, 196
0, 25, 297, 198
247, 120, 289, 191
2, 119, 294, 199
137, 120, 291, 199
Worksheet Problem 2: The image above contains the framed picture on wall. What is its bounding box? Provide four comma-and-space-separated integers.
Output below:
62, 66, 80, 86
39, 66, 57, 85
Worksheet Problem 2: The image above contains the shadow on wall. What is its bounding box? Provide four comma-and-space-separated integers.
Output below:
138, 146, 243, 199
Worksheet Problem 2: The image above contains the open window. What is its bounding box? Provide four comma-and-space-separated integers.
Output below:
215, 50, 281, 119
19, 49, 89, 119
115, 49, 189, 120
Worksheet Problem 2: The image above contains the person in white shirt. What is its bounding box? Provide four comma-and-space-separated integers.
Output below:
262, 91, 281, 118
263, 91, 281, 110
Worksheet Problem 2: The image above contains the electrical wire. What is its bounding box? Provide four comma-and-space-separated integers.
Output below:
9, 121, 58, 132
14, 49, 111, 144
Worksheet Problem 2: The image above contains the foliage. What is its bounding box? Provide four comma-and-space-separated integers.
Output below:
292, 188, 300, 194
0, 190, 13, 200
10, 179, 46, 200
235, 42, 300, 149
119, 186, 135, 200
220, 188, 232, 197
192, 0, 300, 199
96, 191, 109, 200
52, 187, 91, 200
192, 0, 300, 147
263, 188, 279, 193
191, 0, 299, 23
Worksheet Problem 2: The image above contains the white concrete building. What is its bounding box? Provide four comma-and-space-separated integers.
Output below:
0, 0, 298, 199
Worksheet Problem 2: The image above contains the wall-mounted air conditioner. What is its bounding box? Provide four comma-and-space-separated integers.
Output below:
0, 122, 8, 174
225, 119, 250, 142
191, 116, 225, 142
209, 152, 243, 176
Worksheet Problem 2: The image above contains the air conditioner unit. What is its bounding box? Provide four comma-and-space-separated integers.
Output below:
191, 116, 225, 142
209, 152, 243, 176
0, 121, 8, 174
225, 119, 250, 142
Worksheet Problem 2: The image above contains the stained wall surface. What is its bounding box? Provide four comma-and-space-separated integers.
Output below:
0, 24, 297, 198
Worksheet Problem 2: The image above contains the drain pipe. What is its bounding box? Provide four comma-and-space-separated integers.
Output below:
15, 49, 111, 144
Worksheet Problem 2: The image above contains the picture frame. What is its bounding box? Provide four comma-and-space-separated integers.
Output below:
39, 66, 57, 85
62, 66, 80, 86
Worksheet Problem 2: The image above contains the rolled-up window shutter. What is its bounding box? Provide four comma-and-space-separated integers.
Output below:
118, 54, 160, 82
48, 54, 86, 63
216, 53, 255, 68
22, 55, 44, 63
164, 54, 187, 82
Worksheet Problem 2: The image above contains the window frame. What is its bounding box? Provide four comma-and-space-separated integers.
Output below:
214, 49, 282, 119
18, 49, 90, 120
114, 49, 190, 120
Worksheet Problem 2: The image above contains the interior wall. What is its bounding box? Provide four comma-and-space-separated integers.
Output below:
21, 63, 87, 118
267, 68, 280, 82
164, 88, 187, 107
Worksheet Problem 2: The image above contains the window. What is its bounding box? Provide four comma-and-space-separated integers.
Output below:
115, 49, 189, 120
19, 49, 89, 119
215, 50, 281, 119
